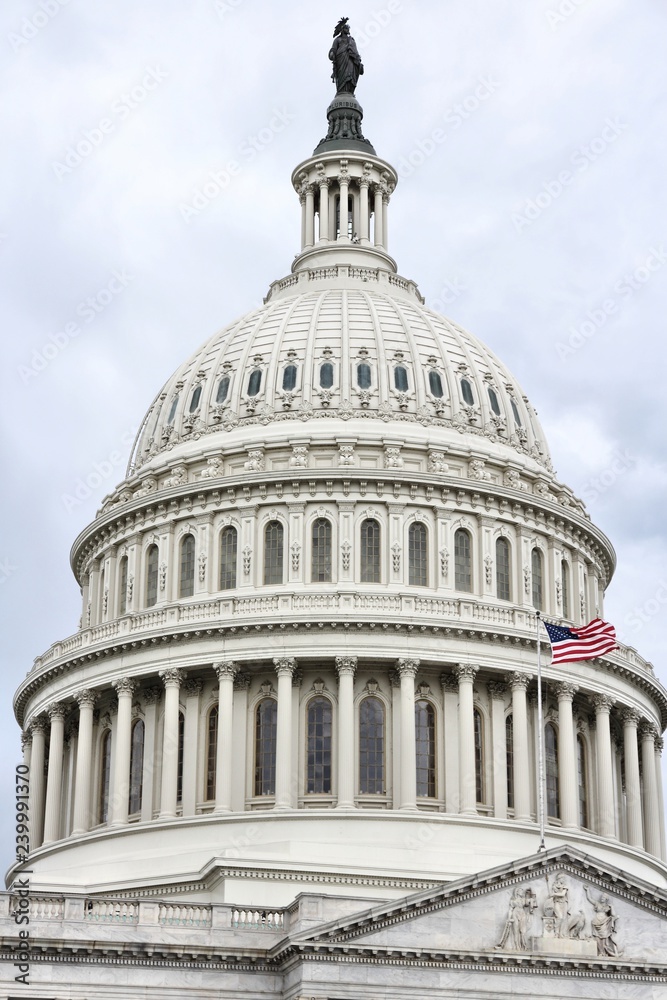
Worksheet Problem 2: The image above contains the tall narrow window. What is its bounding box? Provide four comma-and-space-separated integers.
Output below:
461, 378, 474, 406
219, 526, 238, 590
474, 709, 484, 804
306, 697, 332, 794
311, 518, 332, 582
394, 366, 408, 392
98, 730, 112, 824
176, 712, 185, 805
506, 714, 514, 810
179, 533, 195, 598
454, 528, 472, 592
359, 697, 385, 794
415, 700, 436, 798
496, 537, 511, 601
264, 521, 284, 585
360, 519, 381, 583
561, 560, 570, 618
247, 369, 262, 397
408, 522, 428, 586
531, 548, 544, 611
577, 734, 588, 828
205, 705, 218, 801
428, 370, 444, 398
118, 555, 128, 615
167, 395, 179, 425
510, 399, 522, 426
254, 699, 278, 796
319, 362, 334, 388
488, 386, 501, 415
145, 544, 159, 608
282, 365, 297, 391
216, 375, 230, 404
357, 363, 371, 389
189, 385, 202, 412
128, 719, 144, 815
545, 723, 559, 819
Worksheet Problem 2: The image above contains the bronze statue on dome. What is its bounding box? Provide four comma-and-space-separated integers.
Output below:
329, 17, 364, 95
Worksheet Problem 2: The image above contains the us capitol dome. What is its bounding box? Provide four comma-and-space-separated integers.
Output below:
4, 20, 667, 999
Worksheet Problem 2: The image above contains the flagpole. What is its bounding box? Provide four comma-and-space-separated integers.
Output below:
536, 610, 546, 852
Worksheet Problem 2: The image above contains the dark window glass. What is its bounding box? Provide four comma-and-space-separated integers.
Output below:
532, 548, 543, 611
128, 720, 144, 815
118, 556, 128, 616
461, 378, 474, 406
176, 712, 184, 805
454, 529, 472, 592
511, 399, 522, 426
306, 697, 332, 794
488, 386, 501, 415
415, 700, 436, 798
219, 526, 238, 590
320, 362, 334, 389
408, 522, 428, 586
394, 366, 408, 392
189, 385, 202, 413
264, 521, 284, 585
428, 370, 444, 398
282, 365, 297, 391
360, 519, 381, 584
145, 545, 159, 608
216, 376, 230, 404
359, 697, 384, 794
546, 723, 559, 818
247, 369, 262, 397
254, 699, 278, 796
506, 714, 514, 810
99, 730, 112, 824
496, 537, 511, 601
561, 560, 570, 619
311, 518, 332, 582
357, 363, 371, 389
167, 396, 179, 425
474, 709, 484, 803
179, 534, 195, 598
206, 706, 218, 801
577, 735, 588, 828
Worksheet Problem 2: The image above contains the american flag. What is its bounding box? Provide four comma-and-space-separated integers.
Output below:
542, 618, 618, 665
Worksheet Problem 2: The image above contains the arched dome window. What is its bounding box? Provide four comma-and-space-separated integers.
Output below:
356, 362, 372, 389
216, 375, 230, 404
319, 362, 334, 389
428, 370, 444, 399
264, 521, 284, 585
128, 719, 144, 815
461, 378, 474, 406
394, 365, 408, 392
474, 708, 485, 804
415, 700, 436, 798
205, 705, 218, 801
176, 711, 185, 805
359, 697, 385, 795
306, 697, 332, 794
545, 723, 559, 818
98, 730, 112, 824
219, 526, 238, 590
360, 519, 381, 583
496, 537, 511, 601
179, 534, 195, 598
561, 559, 570, 619
505, 713, 514, 810
510, 398, 522, 427
189, 385, 202, 413
247, 369, 262, 397
531, 548, 544, 611
488, 386, 501, 416
145, 545, 159, 608
577, 734, 588, 828
311, 518, 332, 583
408, 522, 428, 586
166, 395, 179, 425
254, 699, 278, 796
282, 364, 297, 391
118, 555, 128, 615
454, 528, 472, 592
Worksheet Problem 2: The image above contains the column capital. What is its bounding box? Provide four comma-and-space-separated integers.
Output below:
487, 680, 507, 700
621, 707, 640, 728
274, 657, 297, 678
113, 677, 138, 697
508, 671, 531, 692
335, 656, 358, 677
184, 677, 204, 698
396, 658, 420, 679
76, 689, 97, 710
655, 735, 664, 755
21, 731, 32, 750
638, 721, 658, 743
592, 694, 614, 715
158, 669, 184, 690
454, 663, 479, 683
142, 686, 162, 705
234, 671, 252, 691
440, 672, 459, 693
214, 661, 239, 681
47, 702, 67, 723
554, 682, 578, 703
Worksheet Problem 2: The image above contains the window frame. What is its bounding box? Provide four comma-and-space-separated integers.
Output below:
263, 519, 285, 586
254, 698, 278, 797
219, 525, 238, 591
179, 533, 196, 599
415, 699, 436, 799
358, 696, 385, 796
408, 521, 428, 587
454, 528, 472, 593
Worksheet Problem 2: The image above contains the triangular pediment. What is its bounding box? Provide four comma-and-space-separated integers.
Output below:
285, 847, 667, 969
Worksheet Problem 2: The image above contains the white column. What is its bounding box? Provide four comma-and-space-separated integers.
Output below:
441, 673, 459, 813
488, 681, 507, 820
373, 186, 383, 246
397, 658, 419, 811
274, 657, 296, 810
214, 662, 238, 814
305, 185, 315, 247
335, 656, 357, 809
182, 678, 203, 817
318, 178, 329, 242
141, 687, 160, 823
382, 194, 389, 250
455, 663, 479, 815
509, 673, 531, 822
72, 690, 97, 835
655, 736, 666, 862
28, 718, 47, 851
555, 682, 579, 830
159, 669, 184, 818
593, 695, 616, 838
111, 678, 137, 826
338, 171, 349, 239
622, 708, 643, 849
231, 672, 250, 812
359, 178, 370, 243
43, 703, 66, 845
300, 194, 306, 249
639, 722, 661, 858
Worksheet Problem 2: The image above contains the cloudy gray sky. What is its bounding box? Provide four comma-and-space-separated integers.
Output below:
2, 0, 666, 868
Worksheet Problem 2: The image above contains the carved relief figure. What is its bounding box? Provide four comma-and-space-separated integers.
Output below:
585, 888, 620, 956
497, 887, 536, 951
244, 449, 265, 473
543, 874, 585, 939
329, 18, 364, 95
469, 459, 491, 481
163, 464, 187, 489
199, 457, 223, 479
428, 450, 449, 474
